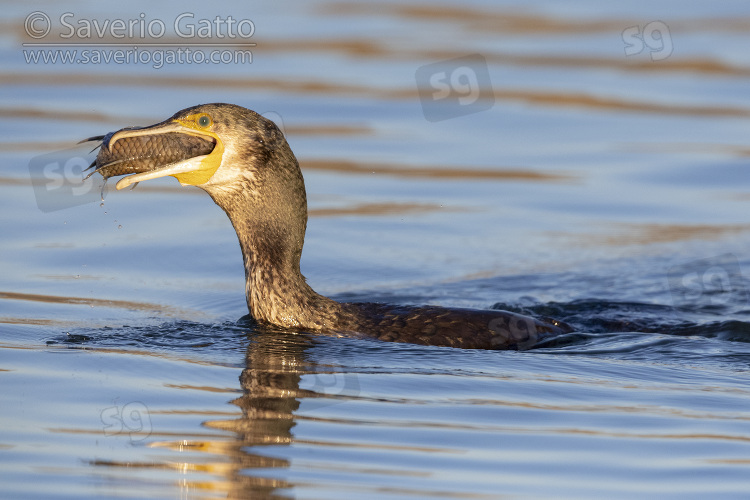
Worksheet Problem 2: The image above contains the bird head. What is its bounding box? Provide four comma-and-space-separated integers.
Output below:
97, 103, 292, 195
91, 103, 309, 267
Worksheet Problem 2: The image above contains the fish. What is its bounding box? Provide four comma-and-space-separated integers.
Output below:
82, 128, 216, 181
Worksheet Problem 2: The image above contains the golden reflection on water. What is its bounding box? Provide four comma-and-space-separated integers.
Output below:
580, 223, 750, 246
0, 316, 82, 327
0, 106, 134, 124
321, 3, 750, 35
620, 142, 750, 158
0, 290, 200, 318
310, 202, 455, 217
5, 72, 750, 118
79, 327, 457, 498
150, 327, 307, 498
70, 325, 750, 498
302, 159, 572, 181
259, 36, 750, 77
10, 3, 750, 78
5, 4, 750, 497
0, 105, 374, 138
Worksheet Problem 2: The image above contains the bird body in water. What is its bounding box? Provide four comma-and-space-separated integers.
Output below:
84, 103, 572, 350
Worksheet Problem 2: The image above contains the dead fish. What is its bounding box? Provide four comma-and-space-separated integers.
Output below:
82, 127, 215, 181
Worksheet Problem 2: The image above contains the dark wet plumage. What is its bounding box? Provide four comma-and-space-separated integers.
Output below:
86, 103, 572, 349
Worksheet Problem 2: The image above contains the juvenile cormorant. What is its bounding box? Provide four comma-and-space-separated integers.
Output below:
85, 103, 571, 350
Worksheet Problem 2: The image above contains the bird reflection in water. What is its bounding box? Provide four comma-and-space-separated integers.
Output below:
144, 322, 354, 498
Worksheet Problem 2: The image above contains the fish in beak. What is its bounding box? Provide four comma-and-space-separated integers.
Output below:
82, 112, 224, 190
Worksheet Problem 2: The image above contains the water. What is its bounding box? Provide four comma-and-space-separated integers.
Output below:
3, 0, 750, 498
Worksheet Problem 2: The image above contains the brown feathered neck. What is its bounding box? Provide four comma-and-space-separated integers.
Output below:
199, 113, 342, 329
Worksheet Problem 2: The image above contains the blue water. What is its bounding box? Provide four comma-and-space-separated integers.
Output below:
3, 1, 750, 498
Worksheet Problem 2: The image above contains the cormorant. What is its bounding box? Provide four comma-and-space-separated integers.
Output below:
84, 103, 572, 350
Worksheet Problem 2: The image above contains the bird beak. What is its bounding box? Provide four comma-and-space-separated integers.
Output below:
106, 118, 224, 190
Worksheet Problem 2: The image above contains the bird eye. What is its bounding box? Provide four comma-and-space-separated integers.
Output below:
197, 115, 211, 128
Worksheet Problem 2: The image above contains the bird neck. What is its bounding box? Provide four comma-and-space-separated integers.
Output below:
242, 241, 317, 329
213, 182, 341, 330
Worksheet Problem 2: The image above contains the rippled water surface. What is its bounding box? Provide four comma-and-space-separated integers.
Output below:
3, 0, 750, 498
